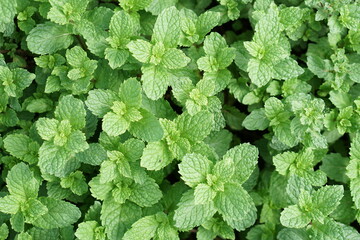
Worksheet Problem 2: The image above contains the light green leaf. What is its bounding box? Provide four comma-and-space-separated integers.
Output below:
129, 178, 162, 207
32, 197, 81, 229
86, 89, 119, 117
27, 22, 74, 54
273, 151, 297, 175
142, 65, 170, 100
247, 59, 273, 87
0, 195, 20, 214
3, 134, 39, 164
0, 0, 16, 33
48, 0, 89, 25
242, 109, 269, 131
119, 78, 142, 108
280, 205, 310, 228
273, 58, 304, 80
105, 48, 129, 69
174, 190, 216, 230
140, 141, 173, 170
55, 95, 86, 130
214, 183, 257, 231
152, 7, 180, 48
194, 183, 216, 205
196, 11, 220, 39
313, 185, 344, 217
23, 198, 48, 221
108, 10, 137, 45
311, 219, 345, 240
223, 144, 258, 184
177, 111, 214, 142
127, 40, 153, 63
6, 163, 39, 200
129, 110, 163, 142
123, 215, 158, 240
38, 142, 79, 177
75, 221, 106, 240
36, 118, 59, 141
179, 153, 213, 188
161, 48, 190, 69
102, 112, 129, 136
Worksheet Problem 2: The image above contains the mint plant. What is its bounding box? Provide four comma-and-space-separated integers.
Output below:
1, 0, 360, 239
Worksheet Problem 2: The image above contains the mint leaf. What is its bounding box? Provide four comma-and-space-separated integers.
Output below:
152, 7, 180, 48
32, 197, 81, 229
27, 22, 74, 54
6, 163, 39, 200
179, 153, 213, 188
214, 183, 257, 231
174, 190, 216, 230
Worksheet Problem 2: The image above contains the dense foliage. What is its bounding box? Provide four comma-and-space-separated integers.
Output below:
1, 0, 360, 239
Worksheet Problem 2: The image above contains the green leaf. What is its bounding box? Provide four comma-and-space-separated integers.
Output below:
102, 112, 129, 136
174, 190, 216, 230
242, 109, 269, 130
177, 111, 214, 142
55, 95, 86, 130
86, 89, 119, 117
141, 65, 170, 100
129, 110, 164, 142
313, 185, 344, 217
277, 228, 309, 240
3, 134, 39, 164
280, 205, 310, 228
75, 221, 106, 240
247, 59, 273, 87
123, 215, 158, 240
179, 153, 213, 188
6, 163, 39, 200
320, 153, 349, 183
127, 40, 153, 63
76, 143, 107, 166
129, 178, 162, 207
32, 197, 81, 229
36, 118, 59, 141
27, 22, 74, 54
0, 223, 9, 240
194, 183, 216, 204
101, 199, 142, 239
152, 7, 180, 48
223, 144, 259, 184
214, 183, 257, 231
140, 141, 173, 170
119, 78, 142, 108
0, 0, 16, 33
38, 142, 79, 177
161, 48, 190, 69
60, 171, 88, 196
11, 212, 24, 232
0, 195, 20, 214
105, 48, 129, 69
